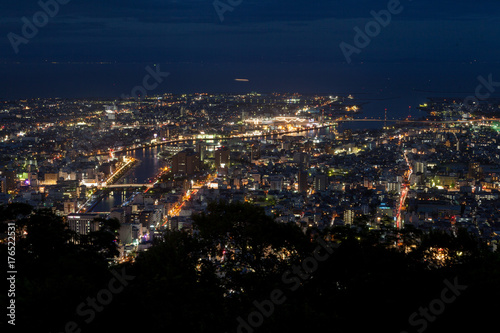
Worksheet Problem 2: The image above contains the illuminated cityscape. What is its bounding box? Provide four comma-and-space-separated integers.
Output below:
2, 1, 500, 332
2, 92, 500, 332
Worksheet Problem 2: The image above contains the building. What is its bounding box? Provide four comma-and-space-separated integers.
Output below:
298, 171, 308, 194
67, 213, 101, 236
293, 152, 310, 166
0, 177, 7, 194
344, 209, 355, 225
387, 182, 401, 193
468, 162, 481, 179
195, 141, 207, 161
314, 174, 328, 192
269, 176, 283, 191
44, 173, 59, 185
1, 170, 16, 191
119, 223, 142, 244
64, 201, 78, 215
415, 161, 426, 174
215, 146, 230, 168
250, 142, 260, 161
172, 149, 200, 176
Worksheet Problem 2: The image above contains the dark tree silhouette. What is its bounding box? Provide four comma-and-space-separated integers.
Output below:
1, 202, 499, 333
80, 217, 121, 259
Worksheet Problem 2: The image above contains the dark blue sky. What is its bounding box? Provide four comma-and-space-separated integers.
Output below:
1, 0, 500, 117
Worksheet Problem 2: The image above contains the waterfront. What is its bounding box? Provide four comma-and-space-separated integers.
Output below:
120, 146, 167, 184
91, 147, 166, 212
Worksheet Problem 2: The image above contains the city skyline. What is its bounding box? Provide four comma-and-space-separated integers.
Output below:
2, 1, 500, 332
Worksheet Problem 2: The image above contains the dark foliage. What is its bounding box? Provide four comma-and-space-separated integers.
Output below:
1, 202, 499, 333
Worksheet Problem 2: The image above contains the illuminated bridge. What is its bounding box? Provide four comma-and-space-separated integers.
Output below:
103, 184, 154, 188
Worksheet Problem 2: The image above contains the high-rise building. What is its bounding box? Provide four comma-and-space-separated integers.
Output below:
0, 177, 7, 194
195, 142, 207, 161
415, 161, 426, 174
344, 209, 355, 225
314, 174, 328, 192
215, 146, 230, 168
172, 149, 200, 176
298, 171, 308, 194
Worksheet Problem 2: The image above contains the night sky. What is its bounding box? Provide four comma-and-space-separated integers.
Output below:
2, 0, 500, 117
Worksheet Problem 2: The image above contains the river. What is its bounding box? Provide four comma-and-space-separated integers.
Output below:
91, 146, 167, 212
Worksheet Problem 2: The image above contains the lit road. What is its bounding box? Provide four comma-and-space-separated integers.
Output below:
396, 152, 413, 229
105, 184, 154, 188
161, 172, 217, 227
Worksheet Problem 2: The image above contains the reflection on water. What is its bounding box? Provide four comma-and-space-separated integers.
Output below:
92, 190, 135, 212
92, 147, 166, 212
120, 146, 166, 184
